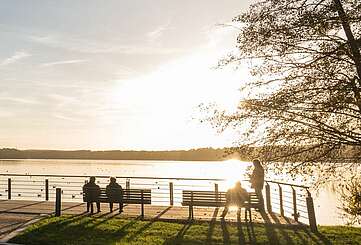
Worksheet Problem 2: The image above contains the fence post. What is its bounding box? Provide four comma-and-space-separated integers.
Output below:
7, 178, 11, 200
126, 179, 130, 199
55, 188, 61, 217
306, 189, 318, 232
278, 184, 284, 216
190, 191, 194, 219
215, 183, 219, 205
265, 182, 272, 213
140, 190, 144, 220
45, 179, 49, 201
292, 187, 299, 222
169, 182, 174, 206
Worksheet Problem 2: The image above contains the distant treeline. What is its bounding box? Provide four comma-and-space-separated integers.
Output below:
0, 148, 240, 161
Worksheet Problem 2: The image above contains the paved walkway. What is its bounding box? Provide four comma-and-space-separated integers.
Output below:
0, 200, 302, 240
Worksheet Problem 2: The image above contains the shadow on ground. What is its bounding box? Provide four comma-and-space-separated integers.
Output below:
9, 210, 336, 245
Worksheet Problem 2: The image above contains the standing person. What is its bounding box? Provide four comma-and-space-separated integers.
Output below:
106, 177, 124, 213
221, 181, 248, 218
83, 176, 101, 213
250, 159, 265, 210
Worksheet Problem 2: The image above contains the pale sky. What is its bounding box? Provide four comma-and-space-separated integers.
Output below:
0, 0, 253, 150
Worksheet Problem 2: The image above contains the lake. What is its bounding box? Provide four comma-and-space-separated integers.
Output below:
0, 159, 345, 226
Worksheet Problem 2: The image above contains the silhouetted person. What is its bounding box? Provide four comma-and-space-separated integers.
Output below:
250, 159, 265, 210
106, 177, 124, 213
83, 176, 101, 213
222, 181, 248, 218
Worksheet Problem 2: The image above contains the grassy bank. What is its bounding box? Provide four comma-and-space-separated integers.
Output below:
10, 215, 361, 245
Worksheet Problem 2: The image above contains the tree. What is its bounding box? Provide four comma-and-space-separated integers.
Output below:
209, 0, 361, 185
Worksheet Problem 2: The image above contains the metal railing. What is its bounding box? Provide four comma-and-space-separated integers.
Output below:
0, 173, 317, 231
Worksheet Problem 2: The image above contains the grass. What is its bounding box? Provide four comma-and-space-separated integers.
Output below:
9, 214, 361, 245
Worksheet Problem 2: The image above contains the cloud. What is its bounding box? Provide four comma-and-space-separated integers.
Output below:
40, 59, 88, 67
0, 51, 31, 66
146, 23, 171, 42
29, 34, 179, 55
0, 96, 39, 105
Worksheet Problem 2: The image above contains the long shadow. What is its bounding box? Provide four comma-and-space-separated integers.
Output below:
60, 203, 85, 213
0, 201, 46, 214
260, 211, 279, 245
220, 218, 230, 245
206, 207, 219, 244
0, 214, 44, 238
245, 222, 257, 244
236, 211, 246, 245
300, 226, 331, 245
164, 220, 193, 245
9, 211, 140, 244
283, 216, 315, 245
268, 213, 295, 245
126, 206, 173, 242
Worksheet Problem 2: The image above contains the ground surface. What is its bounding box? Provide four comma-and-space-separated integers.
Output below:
9, 215, 361, 245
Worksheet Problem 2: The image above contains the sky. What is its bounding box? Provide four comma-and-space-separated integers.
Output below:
0, 0, 253, 150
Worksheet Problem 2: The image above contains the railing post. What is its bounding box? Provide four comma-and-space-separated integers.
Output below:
215, 183, 219, 205
190, 191, 194, 219
265, 182, 272, 213
292, 187, 299, 222
7, 178, 11, 200
278, 184, 284, 216
169, 182, 174, 206
126, 179, 130, 199
55, 188, 61, 217
306, 189, 318, 232
141, 190, 144, 220
45, 179, 49, 201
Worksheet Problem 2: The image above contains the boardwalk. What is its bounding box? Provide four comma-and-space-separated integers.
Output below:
0, 200, 301, 240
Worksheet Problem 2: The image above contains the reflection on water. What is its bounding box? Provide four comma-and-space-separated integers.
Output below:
0, 159, 344, 225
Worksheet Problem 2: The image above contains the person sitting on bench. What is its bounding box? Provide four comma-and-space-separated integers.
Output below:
106, 177, 124, 213
83, 176, 101, 213
222, 181, 248, 218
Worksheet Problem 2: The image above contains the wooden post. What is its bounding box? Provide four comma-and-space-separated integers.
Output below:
278, 184, 284, 217
7, 178, 11, 200
306, 190, 318, 232
45, 179, 49, 201
292, 187, 298, 222
126, 179, 130, 199
265, 182, 272, 213
169, 182, 174, 206
215, 183, 219, 205
190, 191, 194, 219
140, 190, 144, 220
55, 188, 61, 217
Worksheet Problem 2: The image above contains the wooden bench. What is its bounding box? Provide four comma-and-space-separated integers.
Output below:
83, 187, 151, 218
181, 190, 261, 222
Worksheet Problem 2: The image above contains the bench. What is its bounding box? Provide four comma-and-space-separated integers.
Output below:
181, 190, 261, 222
83, 187, 151, 218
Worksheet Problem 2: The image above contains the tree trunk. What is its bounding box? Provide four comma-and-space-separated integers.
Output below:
333, 0, 361, 111
333, 0, 361, 83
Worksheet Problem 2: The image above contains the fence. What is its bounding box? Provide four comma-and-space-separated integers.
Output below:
0, 173, 317, 231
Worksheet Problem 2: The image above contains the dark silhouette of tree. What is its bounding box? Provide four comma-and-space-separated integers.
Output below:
209, 0, 361, 184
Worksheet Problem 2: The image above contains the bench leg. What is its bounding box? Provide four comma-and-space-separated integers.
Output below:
90, 202, 94, 214
188, 205, 194, 220
109, 202, 113, 212
119, 202, 123, 213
